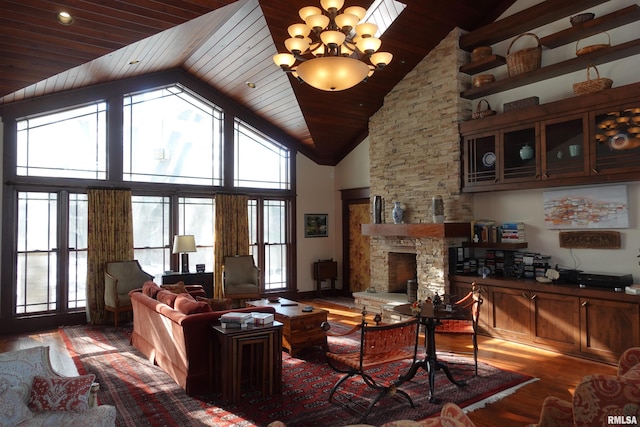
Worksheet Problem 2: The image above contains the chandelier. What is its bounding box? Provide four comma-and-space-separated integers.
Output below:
272, 0, 393, 91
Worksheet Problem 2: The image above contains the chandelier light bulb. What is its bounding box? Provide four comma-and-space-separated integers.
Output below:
285, 37, 311, 54
288, 23, 311, 38
344, 6, 366, 20
356, 22, 378, 38
299, 6, 322, 21
370, 51, 393, 68
320, 0, 345, 12
305, 14, 330, 31
320, 30, 346, 48
356, 36, 381, 54
334, 13, 359, 31
273, 53, 296, 68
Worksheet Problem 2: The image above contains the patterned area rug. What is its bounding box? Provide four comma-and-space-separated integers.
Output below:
60, 324, 536, 426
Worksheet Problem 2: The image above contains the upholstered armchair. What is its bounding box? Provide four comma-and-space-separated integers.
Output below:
104, 260, 153, 327
528, 347, 640, 427
222, 255, 260, 303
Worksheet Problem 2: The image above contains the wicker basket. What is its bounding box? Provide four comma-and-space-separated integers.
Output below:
472, 99, 496, 120
573, 65, 613, 96
576, 32, 610, 56
472, 74, 495, 87
506, 33, 542, 77
471, 46, 492, 62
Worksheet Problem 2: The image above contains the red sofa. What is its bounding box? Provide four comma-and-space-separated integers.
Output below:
129, 282, 275, 396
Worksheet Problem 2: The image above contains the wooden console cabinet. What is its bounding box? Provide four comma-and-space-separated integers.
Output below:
450, 275, 640, 363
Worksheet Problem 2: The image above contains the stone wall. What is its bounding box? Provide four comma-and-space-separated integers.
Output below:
368, 28, 474, 300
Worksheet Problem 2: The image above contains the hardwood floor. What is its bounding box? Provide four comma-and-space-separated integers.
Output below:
0, 297, 617, 427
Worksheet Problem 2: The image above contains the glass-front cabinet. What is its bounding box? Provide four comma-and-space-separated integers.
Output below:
591, 104, 640, 175
463, 131, 497, 188
541, 113, 588, 180
501, 124, 538, 183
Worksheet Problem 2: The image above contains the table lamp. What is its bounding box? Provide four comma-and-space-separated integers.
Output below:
172, 235, 196, 273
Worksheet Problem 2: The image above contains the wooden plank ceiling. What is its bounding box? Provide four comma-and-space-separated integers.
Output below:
0, 0, 516, 165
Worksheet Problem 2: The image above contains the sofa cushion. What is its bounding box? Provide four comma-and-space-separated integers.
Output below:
142, 281, 162, 298
161, 282, 188, 294
0, 379, 33, 426
196, 296, 232, 311
175, 293, 211, 315
156, 290, 178, 307
29, 374, 95, 412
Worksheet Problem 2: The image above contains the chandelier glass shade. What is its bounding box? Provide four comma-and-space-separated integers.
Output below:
273, 0, 393, 91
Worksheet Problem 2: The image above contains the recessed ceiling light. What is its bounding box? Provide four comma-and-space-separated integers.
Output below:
246, 82, 256, 89
57, 11, 74, 25
129, 60, 140, 65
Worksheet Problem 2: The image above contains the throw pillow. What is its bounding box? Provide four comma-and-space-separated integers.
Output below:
156, 290, 178, 307
142, 281, 162, 298
175, 293, 211, 315
196, 296, 232, 311
0, 380, 33, 426
161, 281, 188, 294
28, 374, 95, 412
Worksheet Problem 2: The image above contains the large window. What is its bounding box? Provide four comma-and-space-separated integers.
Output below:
16, 103, 107, 179
123, 85, 223, 185
4, 79, 294, 327
234, 119, 290, 189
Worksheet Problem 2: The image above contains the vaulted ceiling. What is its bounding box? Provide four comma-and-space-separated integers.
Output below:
0, 0, 517, 165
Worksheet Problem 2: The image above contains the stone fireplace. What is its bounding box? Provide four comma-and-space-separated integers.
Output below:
354, 28, 474, 311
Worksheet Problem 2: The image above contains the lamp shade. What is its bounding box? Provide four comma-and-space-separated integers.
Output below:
172, 235, 196, 254
296, 56, 370, 91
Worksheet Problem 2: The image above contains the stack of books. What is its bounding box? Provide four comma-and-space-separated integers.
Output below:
501, 222, 526, 243
219, 312, 252, 328
251, 312, 274, 326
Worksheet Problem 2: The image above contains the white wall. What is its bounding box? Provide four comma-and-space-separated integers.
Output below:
296, 139, 371, 293
295, 153, 338, 292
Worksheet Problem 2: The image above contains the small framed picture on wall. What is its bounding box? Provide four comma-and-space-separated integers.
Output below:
304, 214, 328, 237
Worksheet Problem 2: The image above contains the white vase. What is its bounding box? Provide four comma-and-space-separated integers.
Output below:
392, 201, 403, 224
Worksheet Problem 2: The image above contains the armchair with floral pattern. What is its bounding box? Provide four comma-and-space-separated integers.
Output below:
528, 347, 640, 427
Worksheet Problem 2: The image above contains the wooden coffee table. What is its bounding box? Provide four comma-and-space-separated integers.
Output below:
246, 298, 328, 356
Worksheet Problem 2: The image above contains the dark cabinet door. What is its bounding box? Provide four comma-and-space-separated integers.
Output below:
488, 287, 531, 341
580, 298, 640, 363
592, 104, 640, 175
541, 113, 588, 179
500, 124, 539, 183
530, 292, 579, 352
463, 131, 498, 188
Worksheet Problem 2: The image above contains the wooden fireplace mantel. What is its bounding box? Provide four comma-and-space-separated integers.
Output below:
361, 222, 471, 238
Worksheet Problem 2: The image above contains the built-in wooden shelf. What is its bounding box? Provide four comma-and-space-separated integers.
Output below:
459, 54, 506, 75
361, 222, 471, 238
462, 242, 528, 249
459, 0, 607, 51
460, 38, 640, 99
540, 5, 640, 48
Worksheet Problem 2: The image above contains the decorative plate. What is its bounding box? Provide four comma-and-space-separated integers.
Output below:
482, 151, 496, 167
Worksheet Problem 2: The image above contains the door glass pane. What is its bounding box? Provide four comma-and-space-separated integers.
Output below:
68, 194, 88, 310
178, 197, 214, 272
132, 196, 170, 278
503, 127, 537, 180
264, 200, 286, 290
17, 192, 57, 314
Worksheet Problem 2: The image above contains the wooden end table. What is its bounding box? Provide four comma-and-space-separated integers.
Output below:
210, 321, 283, 403
246, 298, 328, 357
